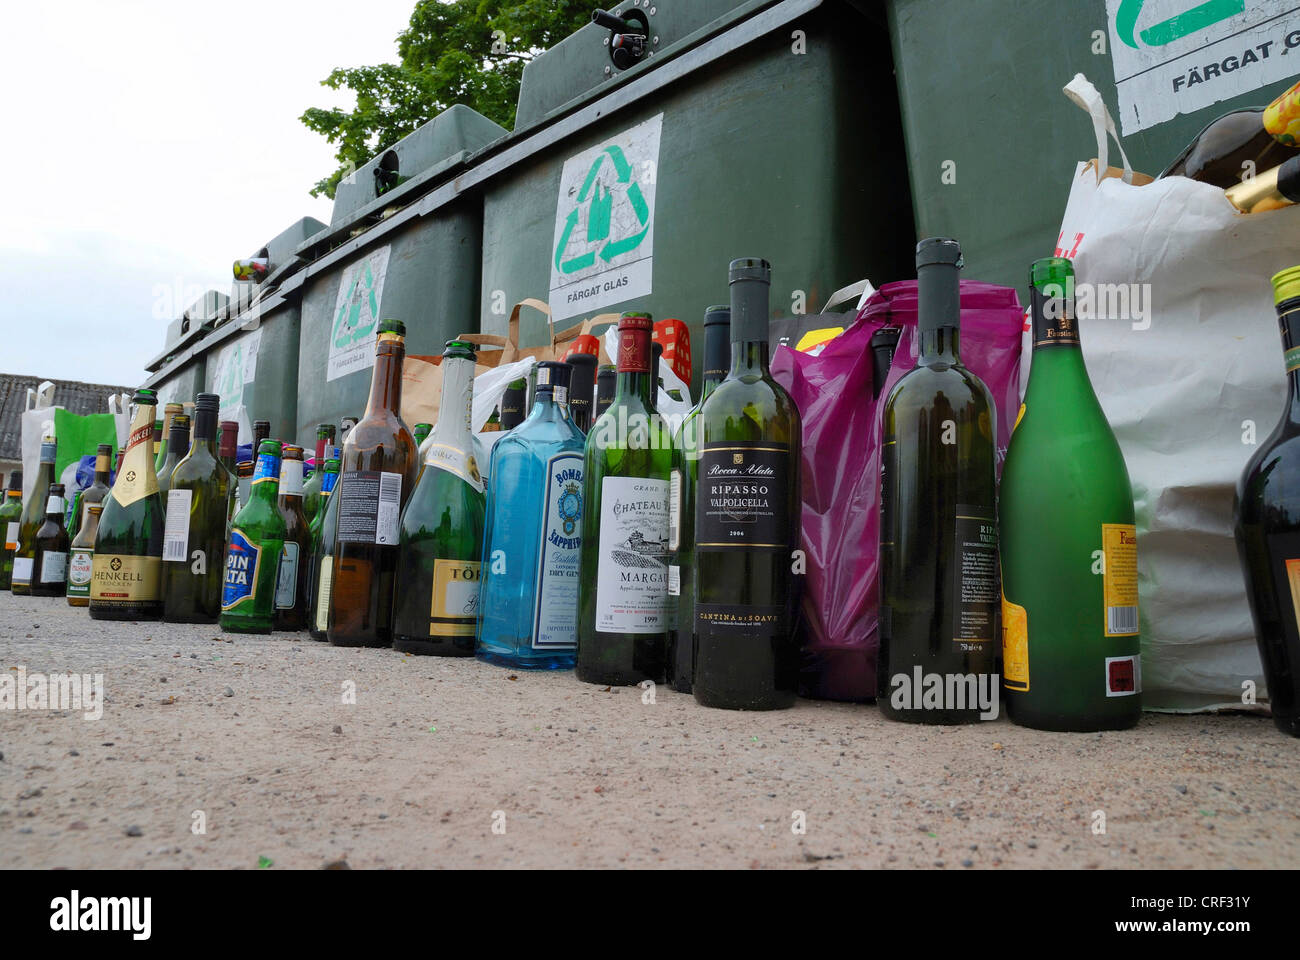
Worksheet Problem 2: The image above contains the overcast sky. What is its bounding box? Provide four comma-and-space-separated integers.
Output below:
0, 0, 416, 389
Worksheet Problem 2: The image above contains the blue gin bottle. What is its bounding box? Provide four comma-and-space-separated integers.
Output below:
477, 362, 586, 669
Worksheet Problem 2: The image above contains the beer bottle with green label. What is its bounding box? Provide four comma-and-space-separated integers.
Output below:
393, 341, 486, 655
67, 502, 101, 606
219, 439, 287, 634
162, 393, 233, 623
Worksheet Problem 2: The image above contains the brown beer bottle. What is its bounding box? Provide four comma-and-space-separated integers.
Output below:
328, 319, 420, 647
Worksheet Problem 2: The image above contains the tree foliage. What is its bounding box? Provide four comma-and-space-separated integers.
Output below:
301, 0, 593, 198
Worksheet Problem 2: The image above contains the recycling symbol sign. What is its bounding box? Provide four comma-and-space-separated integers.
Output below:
549, 114, 662, 323
328, 245, 391, 382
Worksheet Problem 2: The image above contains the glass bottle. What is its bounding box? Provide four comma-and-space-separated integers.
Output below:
67, 502, 102, 607
219, 439, 287, 634
274, 444, 311, 631
0, 471, 23, 591
30, 483, 71, 598
11, 437, 56, 596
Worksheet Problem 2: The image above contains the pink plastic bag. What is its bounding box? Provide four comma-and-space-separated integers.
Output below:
772, 280, 1025, 701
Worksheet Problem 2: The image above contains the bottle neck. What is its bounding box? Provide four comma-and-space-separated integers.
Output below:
728, 340, 770, 377
94, 455, 110, 485
616, 328, 655, 406
430, 355, 476, 454
366, 339, 406, 417
1279, 302, 1300, 425
918, 260, 961, 366
250, 451, 281, 505
702, 323, 729, 395
44, 491, 65, 520
918, 326, 961, 366
279, 458, 304, 502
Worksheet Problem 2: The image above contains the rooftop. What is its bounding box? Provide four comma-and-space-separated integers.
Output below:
0, 373, 134, 461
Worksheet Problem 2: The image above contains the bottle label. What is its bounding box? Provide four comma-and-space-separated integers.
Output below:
668, 468, 682, 551
252, 452, 282, 486
163, 489, 193, 562
315, 556, 334, 633
695, 442, 790, 550
45, 495, 65, 515
275, 542, 299, 609
5, 521, 18, 551
429, 559, 480, 636
40, 551, 67, 584
222, 529, 263, 612
952, 505, 998, 646
321, 471, 339, 496
67, 549, 94, 597
617, 321, 652, 373
423, 444, 484, 494
11, 556, 33, 584
279, 459, 304, 496
532, 454, 583, 649
336, 471, 403, 545
667, 563, 680, 597
695, 602, 786, 640
114, 416, 160, 508
595, 476, 669, 634
1105, 655, 1142, 697
90, 554, 161, 603
1031, 286, 1081, 347
1001, 589, 1030, 693
1102, 523, 1139, 637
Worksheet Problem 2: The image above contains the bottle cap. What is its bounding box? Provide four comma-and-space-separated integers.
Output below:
378, 318, 407, 338
704, 305, 731, 326
195, 392, 220, 411
536, 361, 573, 392
916, 237, 963, 269
134, 388, 157, 404
444, 339, 478, 358
316, 423, 335, 437
1030, 256, 1074, 290
1273, 264, 1300, 305
257, 439, 282, 456
729, 258, 771, 284
7, 471, 21, 490
618, 311, 653, 331
97, 443, 113, 455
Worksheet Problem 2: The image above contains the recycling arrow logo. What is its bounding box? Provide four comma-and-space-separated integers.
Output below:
1115, 0, 1244, 49
333, 258, 381, 348
554, 144, 652, 276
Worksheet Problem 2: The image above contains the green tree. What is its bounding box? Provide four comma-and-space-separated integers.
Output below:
301, 0, 593, 198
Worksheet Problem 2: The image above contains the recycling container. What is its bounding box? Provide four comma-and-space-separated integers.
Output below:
295, 104, 507, 441
885, 0, 1300, 292
470, 0, 916, 398
144, 290, 227, 407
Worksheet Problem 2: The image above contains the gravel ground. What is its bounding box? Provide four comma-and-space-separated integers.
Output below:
0, 591, 1296, 869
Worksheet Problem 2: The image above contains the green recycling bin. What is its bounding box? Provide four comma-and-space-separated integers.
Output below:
144, 290, 227, 408
467, 0, 914, 397
295, 104, 507, 442
885, 0, 1300, 292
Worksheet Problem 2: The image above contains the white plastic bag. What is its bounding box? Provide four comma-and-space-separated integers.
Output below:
1049, 75, 1300, 712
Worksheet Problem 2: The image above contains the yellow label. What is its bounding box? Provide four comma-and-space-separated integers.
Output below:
90, 554, 161, 603
429, 559, 480, 637
315, 556, 333, 633
113, 410, 160, 508
1001, 589, 1029, 693
1102, 523, 1139, 637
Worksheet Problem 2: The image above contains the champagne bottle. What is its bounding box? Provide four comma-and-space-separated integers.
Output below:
667, 305, 729, 693
1162, 78, 1300, 187
219, 439, 287, 634
576, 313, 673, 687
878, 239, 998, 724
477, 362, 586, 669
328, 319, 420, 647
68, 444, 113, 539
1234, 264, 1300, 737
90, 390, 166, 620
156, 413, 190, 496
162, 393, 234, 623
1000, 258, 1140, 731
306, 451, 340, 641
11, 438, 55, 595
302, 423, 336, 524
0, 471, 22, 590
67, 502, 101, 607
30, 483, 70, 598
693, 261, 802, 710
154, 402, 183, 474
393, 341, 486, 655
274, 444, 311, 630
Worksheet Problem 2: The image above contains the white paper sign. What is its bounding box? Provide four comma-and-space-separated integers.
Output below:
549, 114, 662, 323
328, 245, 391, 382
1106, 0, 1300, 134
211, 328, 263, 424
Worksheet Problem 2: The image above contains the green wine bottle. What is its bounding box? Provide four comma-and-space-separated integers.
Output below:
393, 341, 486, 655
11, 438, 55, 595
878, 239, 998, 724
692, 260, 802, 711
1000, 258, 1140, 731
576, 313, 673, 686
154, 402, 183, 474
274, 444, 311, 631
667, 305, 730, 693
306, 451, 340, 641
219, 440, 287, 634
0, 471, 23, 590
162, 393, 234, 623
302, 423, 336, 525
91, 390, 165, 620
156, 414, 189, 496
30, 483, 71, 598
